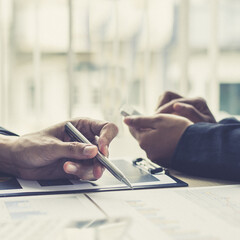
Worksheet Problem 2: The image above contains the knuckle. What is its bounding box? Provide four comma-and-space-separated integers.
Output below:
169, 98, 179, 106
67, 142, 79, 154
146, 152, 154, 161
159, 91, 171, 102
183, 105, 195, 116
195, 97, 207, 106
197, 97, 206, 102
164, 91, 174, 97
70, 118, 85, 132
139, 138, 147, 150
158, 91, 172, 102
188, 105, 195, 112
105, 122, 119, 135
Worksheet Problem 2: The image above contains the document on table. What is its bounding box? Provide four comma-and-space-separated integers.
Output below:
88, 184, 240, 240
1, 184, 240, 240
0, 193, 131, 240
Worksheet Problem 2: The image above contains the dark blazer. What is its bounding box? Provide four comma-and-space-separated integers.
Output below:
0, 127, 18, 136
172, 118, 240, 181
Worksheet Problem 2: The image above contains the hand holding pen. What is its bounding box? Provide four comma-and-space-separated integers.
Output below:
1, 118, 118, 181
63, 119, 118, 180
65, 122, 133, 189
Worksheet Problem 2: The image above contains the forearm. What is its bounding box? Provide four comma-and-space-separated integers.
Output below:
0, 134, 19, 175
172, 121, 240, 181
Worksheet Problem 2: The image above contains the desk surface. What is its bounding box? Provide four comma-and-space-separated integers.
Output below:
169, 169, 238, 187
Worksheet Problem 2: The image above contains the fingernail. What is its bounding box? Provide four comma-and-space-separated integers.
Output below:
83, 145, 97, 156
175, 103, 183, 110
124, 118, 132, 124
104, 146, 109, 157
100, 144, 107, 153
66, 164, 78, 174
125, 116, 133, 119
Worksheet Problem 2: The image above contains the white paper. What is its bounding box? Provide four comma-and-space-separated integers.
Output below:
88, 185, 240, 240
0, 194, 105, 240
0, 194, 104, 222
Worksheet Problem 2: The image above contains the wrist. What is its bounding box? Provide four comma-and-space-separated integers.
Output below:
0, 135, 19, 175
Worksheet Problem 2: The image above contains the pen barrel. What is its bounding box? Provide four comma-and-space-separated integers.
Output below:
96, 152, 126, 182
65, 123, 92, 144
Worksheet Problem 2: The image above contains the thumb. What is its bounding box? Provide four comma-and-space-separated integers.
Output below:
54, 141, 98, 160
173, 103, 205, 123
124, 116, 156, 129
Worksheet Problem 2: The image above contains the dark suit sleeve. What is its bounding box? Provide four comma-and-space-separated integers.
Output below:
0, 127, 19, 136
171, 118, 240, 181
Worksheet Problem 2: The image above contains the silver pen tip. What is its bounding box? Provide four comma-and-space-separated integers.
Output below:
122, 178, 134, 189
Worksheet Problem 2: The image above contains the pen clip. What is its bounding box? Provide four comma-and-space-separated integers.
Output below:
133, 158, 167, 175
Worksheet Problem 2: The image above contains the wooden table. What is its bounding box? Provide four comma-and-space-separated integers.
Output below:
170, 169, 238, 187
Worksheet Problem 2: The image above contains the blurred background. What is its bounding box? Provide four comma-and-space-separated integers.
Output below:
1, 0, 240, 135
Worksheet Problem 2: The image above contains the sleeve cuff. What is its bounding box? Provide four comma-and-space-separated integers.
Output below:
171, 122, 240, 181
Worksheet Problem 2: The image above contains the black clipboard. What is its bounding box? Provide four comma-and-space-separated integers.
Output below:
0, 158, 187, 198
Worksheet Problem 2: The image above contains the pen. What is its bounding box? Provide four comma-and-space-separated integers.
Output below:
65, 122, 133, 189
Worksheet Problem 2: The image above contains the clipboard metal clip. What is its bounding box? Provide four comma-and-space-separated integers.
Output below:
133, 158, 168, 175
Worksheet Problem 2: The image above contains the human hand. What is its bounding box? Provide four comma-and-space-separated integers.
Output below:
124, 114, 193, 167
4, 118, 118, 181
156, 91, 216, 123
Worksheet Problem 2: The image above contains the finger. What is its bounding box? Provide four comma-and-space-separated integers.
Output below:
98, 142, 109, 157
156, 100, 177, 114
156, 91, 182, 110
54, 142, 98, 160
95, 123, 118, 153
93, 159, 105, 179
88, 120, 118, 141
173, 102, 206, 123
69, 119, 118, 148
156, 97, 201, 114
92, 136, 109, 157
128, 126, 140, 139
63, 161, 99, 181
124, 116, 158, 129
18, 159, 75, 180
